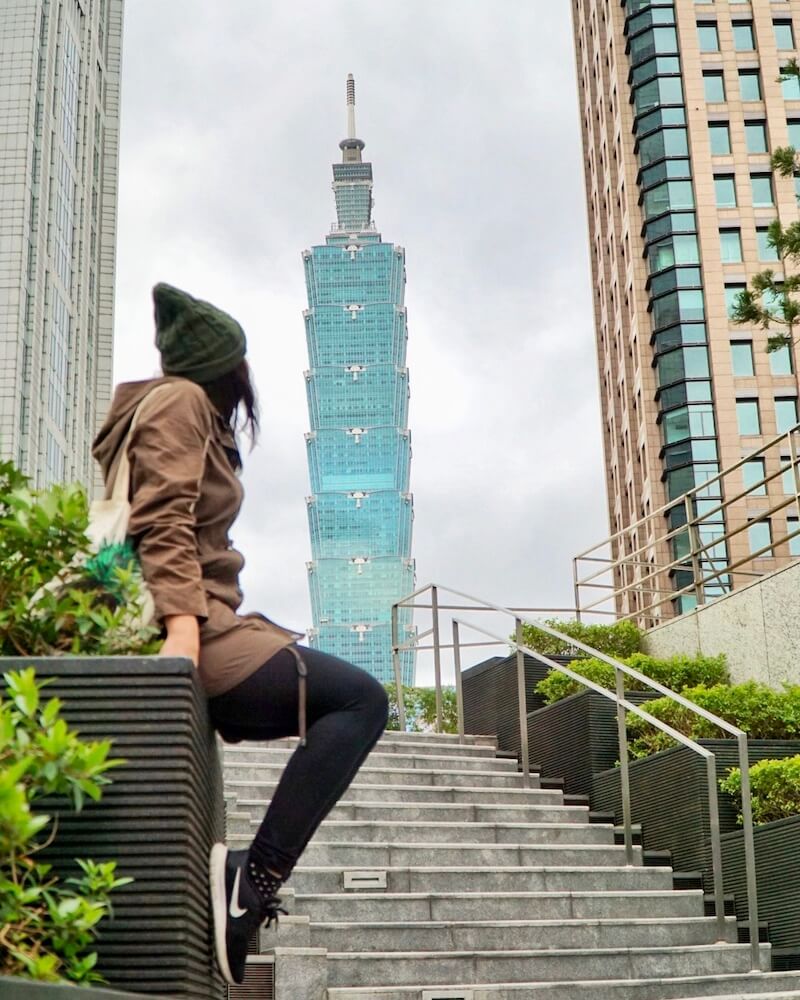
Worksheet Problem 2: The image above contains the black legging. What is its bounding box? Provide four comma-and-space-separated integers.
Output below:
207, 645, 389, 881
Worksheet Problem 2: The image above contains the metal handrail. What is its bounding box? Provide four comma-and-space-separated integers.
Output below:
573, 423, 800, 623
391, 582, 761, 970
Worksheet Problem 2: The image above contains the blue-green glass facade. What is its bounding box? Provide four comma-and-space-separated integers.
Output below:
302, 106, 415, 684
625, 0, 730, 611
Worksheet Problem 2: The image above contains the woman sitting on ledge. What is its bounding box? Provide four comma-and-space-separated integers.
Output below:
92, 282, 389, 986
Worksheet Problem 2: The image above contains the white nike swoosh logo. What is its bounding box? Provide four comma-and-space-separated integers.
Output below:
229, 867, 248, 919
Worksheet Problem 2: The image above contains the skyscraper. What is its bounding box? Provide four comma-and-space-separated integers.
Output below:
302, 76, 415, 685
0, 0, 122, 489
573, 0, 800, 619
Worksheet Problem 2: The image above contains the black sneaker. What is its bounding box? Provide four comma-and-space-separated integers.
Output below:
209, 843, 273, 985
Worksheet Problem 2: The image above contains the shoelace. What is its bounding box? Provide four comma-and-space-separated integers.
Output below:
262, 896, 288, 930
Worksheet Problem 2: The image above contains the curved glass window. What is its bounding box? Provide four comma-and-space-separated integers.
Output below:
659, 379, 713, 410
643, 179, 694, 218
656, 345, 711, 386
641, 158, 692, 189
662, 403, 716, 443
664, 438, 718, 471
644, 211, 696, 245
634, 75, 684, 115
625, 0, 674, 13
652, 288, 704, 330
638, 127, 688, 166
666, 462, 721, 501
653, 323, 707, 352
628, 6, 676, 36
630, 26, 679, 66
648, 233, 699, 272
650, 266, 702, 297
631, 56, 681, 88
636, 106, 686, 137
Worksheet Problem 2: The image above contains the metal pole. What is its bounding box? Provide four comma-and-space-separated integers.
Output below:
452, 620, 465, 741
391, 603, 406, 733
684, 493, 705, 607
431, 585, 443, 733
615, 664, 635, 866
737, 732, 761, 969
573, 557, 582, 623
515, 618, 531, 789
790, 430, 800, 523
706, 754, 728, 941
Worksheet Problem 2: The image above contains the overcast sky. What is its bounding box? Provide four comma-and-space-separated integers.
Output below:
113, 1, 608, 680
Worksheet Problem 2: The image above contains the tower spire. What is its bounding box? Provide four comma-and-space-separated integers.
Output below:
340, 72, 365, 163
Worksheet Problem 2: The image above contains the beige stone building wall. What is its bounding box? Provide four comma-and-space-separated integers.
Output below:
572, 0, 800, 624
0, 0, 123, 491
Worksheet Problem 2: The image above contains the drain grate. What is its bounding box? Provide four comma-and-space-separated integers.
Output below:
343, 869, 388, 890
422, 991, 474, 1000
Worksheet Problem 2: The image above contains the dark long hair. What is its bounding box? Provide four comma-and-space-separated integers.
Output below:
202, 359, 260, 454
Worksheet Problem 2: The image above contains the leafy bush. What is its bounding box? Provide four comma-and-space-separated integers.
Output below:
0, 667, 132, 982
385, 685, 458, 734
626, 681, 800, 759
536, 652, 730, 706
721, 755, 800, 825
0, 460, 160, 657
520, 619, 643, 659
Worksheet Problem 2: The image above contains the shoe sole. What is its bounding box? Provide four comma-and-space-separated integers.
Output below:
209, 842, 236, 985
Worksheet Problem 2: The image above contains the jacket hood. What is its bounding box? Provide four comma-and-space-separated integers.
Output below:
92, 376, 186, 483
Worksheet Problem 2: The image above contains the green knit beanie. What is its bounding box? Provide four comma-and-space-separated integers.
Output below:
153, 283, 247, 384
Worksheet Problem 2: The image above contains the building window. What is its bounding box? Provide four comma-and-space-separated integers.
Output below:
748, 519, 773, 557
732, 21, 756, 51
709, 122, 731, 154
715, 174, 737, 206
698, 22, 721, 51
751, 173, 774, 206
776, 396, 799, 432
726, 283, 746, 317
736, 399, 761, 435
781, 67, 800, 100
703, 71, 726, 102
720, 228, 743, 262
757, 226, 779, 260
788, 119, 800, 147
774, 20, 795, 50
731, 341, 755, 375
770, 343, 794, 375
744, 120, 768, 152
743, 458, 768, 495
787, 517, 800, 556
739, 71, 762, 102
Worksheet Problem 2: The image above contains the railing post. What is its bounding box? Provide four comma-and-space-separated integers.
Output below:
684, 493, 705, 607
515, 618, 531, 789
452, 619, 465, 741
790, 430, 800, 523
615, 664, 635, 866
431, 585, 443, 733
573, 557, 582, 623
706, 754, 728, 942
737, 732, 761, 969
391, 602, 406, 733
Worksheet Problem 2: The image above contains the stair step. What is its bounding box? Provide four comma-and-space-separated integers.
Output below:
304, 782, 560, 805
229, 819, 616, 847
309, 916, 738, 952
231, 799, 588, 826
224, 737, 501, 760
326, 971, 800, 1000
292, 890, 704, 922
224, 748, 521, 774
229, 838, 642, 869
225, 764, 538, 790
288, 865, 677, 895
325, 943, 771, 987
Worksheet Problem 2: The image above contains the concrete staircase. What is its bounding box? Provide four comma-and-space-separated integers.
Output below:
221, 730, 800, 999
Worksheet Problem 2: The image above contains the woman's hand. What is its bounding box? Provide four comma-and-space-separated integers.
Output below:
160, 614, 200, 667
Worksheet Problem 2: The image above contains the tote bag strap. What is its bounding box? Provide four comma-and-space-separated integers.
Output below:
107, 383, 183, 503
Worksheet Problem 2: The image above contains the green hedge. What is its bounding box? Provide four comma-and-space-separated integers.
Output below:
520, 619, 643, 659
721, 755, 800, 825
627, 682, 800, 759
535, 652, 729, 706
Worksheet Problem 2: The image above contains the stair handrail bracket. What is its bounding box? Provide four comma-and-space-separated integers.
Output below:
391, 582, 761, 971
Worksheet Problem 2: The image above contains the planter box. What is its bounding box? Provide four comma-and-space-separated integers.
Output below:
462, 653, 574, 758
0, 977, 170, 999
1, 657, 226, 1000
722, 813, 800, 967
527, 689, 660, 797
591, 739, 800, 879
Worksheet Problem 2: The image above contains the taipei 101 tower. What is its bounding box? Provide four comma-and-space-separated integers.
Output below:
301, 76, 416, 685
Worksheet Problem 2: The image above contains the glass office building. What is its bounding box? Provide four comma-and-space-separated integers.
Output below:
302, 76, 416, 684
